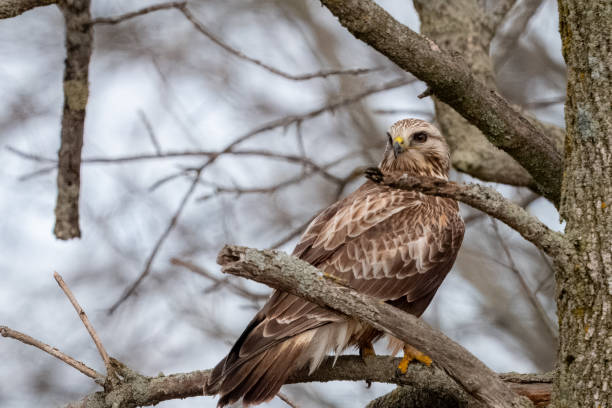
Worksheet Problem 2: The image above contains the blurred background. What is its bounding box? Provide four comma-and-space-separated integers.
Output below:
0, 0, 565, 406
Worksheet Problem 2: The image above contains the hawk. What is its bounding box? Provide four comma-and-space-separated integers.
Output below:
207, 119, 465, 406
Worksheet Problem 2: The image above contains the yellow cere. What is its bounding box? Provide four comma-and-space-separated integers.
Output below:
394, 136, 404, 144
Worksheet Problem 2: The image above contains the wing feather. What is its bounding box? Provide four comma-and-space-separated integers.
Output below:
218, 180, 464, 379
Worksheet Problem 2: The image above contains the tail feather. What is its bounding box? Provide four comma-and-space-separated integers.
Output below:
207, 319, 361, 406
212, 332, 313, 406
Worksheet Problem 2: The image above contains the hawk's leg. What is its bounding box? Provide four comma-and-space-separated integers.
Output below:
397, 344, 432, 374
359, 341, 376, 359
359, 341, 376, 388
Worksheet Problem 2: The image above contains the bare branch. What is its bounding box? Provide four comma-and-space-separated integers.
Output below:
90, 2, 381, 81
489, 220, 558, 338
53, 272, 112, 375
365, 169, 568, 258
171, 258, 269, 302
62, 355, 550, 408
179, 6, 381, 81
270, 216, 316, 249
218, 245, 534, 408
0, 325, 103, 381
277, 392, 300, 408
89, 1, 185, 24
54, 0, 93, 240
0, 0, 55, 19
108, 166, 205, 314
138, 110, 162, 155
226, 77, 415, 148
102, 75, 405, 311
320, 0, 563, 204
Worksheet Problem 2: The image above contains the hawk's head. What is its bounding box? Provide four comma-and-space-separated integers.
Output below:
380, 119, 450, 179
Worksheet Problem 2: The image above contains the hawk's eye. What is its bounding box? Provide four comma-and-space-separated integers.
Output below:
412, 132, 428, 143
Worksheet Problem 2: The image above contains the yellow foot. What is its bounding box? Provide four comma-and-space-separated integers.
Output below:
397, 344, 432, 374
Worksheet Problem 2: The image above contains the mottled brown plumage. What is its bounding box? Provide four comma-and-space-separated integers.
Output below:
206, 119, 465, 406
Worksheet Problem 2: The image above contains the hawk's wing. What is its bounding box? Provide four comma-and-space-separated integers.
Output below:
223, 181, 464, 361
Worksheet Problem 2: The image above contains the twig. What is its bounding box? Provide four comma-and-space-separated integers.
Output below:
365, 169, 568, 258
18, 165, 57, 181
277, 392, 300, 408
89, 1, 185, 24
108, 166, 205, 314
523, 95, 566, 110
489, 220, 558, 338
270, 216, 316, 249
53, 272, 113, 375
90, 2, 381, 81
226, 77, 415, 148
170, 258, 269, 302
0, 325, 102, 381
417, 87, 433, 99
138, 110, 162, 155
218, 245, 533, 408
179, 6, 381, 81
54, 0, 93, 240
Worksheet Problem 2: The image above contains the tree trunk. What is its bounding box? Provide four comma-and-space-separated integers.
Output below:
555, 1, 612, 407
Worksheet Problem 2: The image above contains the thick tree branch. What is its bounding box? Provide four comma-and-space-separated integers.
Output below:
0, 0, 55, 19
319, 0, 563, 205
365, 169, 568, 258
61, 356, 550, 408
218, 245, 534, 408
54, 0, 92, 239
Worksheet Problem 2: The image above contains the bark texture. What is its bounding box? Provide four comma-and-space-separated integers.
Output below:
0, 0, 55, 19
54, 0, 92, 239
319, 0, 563, 204
555, 1, 612, 407
414, 0, 536, 189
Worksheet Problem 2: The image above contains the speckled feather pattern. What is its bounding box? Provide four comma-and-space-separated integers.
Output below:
206, 119, 465, 406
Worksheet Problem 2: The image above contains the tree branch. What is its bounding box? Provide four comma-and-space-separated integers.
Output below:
61, 355, 550, 408
218, 245, 534, 407
0, 325, 103, 381
364, 169, 568, 258
319, 0, 563, 205
54, 272, 113, 377
54, 0, 92, 239
0, 0, 55, 19
90, 2, 381, 82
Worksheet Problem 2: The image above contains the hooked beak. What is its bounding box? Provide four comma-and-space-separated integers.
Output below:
393, 139, 404, 157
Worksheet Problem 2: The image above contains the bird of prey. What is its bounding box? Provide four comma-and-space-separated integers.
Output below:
207, 118, 465, 406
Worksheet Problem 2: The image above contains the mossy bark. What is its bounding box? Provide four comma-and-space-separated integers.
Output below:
555, 1, 612, 407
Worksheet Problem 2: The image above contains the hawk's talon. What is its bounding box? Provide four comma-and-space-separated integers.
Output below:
397, 344, 432, 374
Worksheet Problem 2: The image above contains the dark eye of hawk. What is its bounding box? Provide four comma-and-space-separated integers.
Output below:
412, 132, 428, 143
